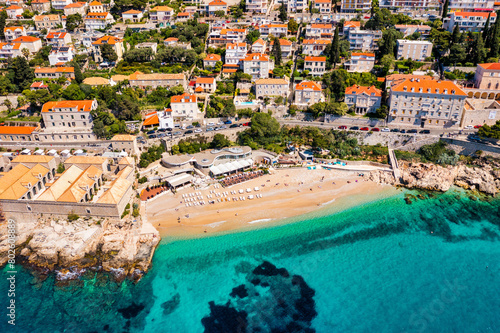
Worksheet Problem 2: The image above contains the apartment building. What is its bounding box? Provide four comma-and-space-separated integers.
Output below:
294, 81, 323, 106
312, 0, 332, 13
445, 11, 496, 33
35, 67, 75, 79
225, 42, 248, 65
388, 78, 467, 128
259, 24, 288, 38
396, 40, 432, 61
88, 0, 105, 12
343, 21, 361, 36
209, 28, 247, 46
149, 6, 174, 23
252, 39, 266, 53
344, 85, 382, 115
340, 0, 371, 12
304, 56, 326, 76
0, 42, 28, 60
48, 46, 74, 66
31, 0, 51, 13
41, 100, 97, 131
246, 0, 268, 13
6, 6, 23, 19
474, 63, 500, 90
207, 0, 228, 15
448, 0, 494, 12
195, 77, 217, 93
347, 29, 382, 51
4, 26, 26, 42
122, 10, 143, 23
305, 24, 335, 39
285, 0, 307, 12
13, 36, 43, 53
164, 37, 191, 49
302, 39, 330, 56
379, 0, 440, 11
255, 78, 289, 99
84, 12, 115, 31
51, 0, 72, 10
46, 32, 72, 47
170, 93, 202, 120
92, 35, 124, 63
203, 54, 222, 68
269, 39, 293, 58
242, 53, 274, 80
394, 24, 432, 38
129, 72, 186, 89
34, 15, 63, 30
64, 2, 87, 16
344, 52, 375, 72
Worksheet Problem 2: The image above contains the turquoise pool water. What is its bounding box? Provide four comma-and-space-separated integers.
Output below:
1, 189, 500, 332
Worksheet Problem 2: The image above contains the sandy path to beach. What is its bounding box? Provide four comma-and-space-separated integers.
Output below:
145, 168, 393, 238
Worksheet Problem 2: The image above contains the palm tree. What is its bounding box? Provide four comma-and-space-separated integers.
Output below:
21, 48, 30, 60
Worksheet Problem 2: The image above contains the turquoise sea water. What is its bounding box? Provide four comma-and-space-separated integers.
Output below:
1, 189, 500, 332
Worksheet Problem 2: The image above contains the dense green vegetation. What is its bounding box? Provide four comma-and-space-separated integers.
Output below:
478, 121, 500, 139
171, 134, 231, 154
139, 144, 165, 168
396, 141, 459, 165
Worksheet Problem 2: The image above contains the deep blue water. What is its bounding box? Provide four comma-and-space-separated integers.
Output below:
1, 189, 500, 332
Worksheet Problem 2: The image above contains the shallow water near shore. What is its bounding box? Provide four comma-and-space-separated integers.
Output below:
1, 189, 500, 332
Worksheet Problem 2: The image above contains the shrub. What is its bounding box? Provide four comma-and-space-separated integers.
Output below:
68, 213, 79, 222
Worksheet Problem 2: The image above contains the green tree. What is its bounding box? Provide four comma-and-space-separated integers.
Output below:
380, 54, 395, 72
378, 29, 402, 58
288, 18, 299, 34
448, 43, 466, 65
0, 11, 7, 40
489, 11, 500, 58
330, 27, 340, 67
278, 4, 287, 22
66, 13, 82, 32
62, 84, 85, 100
272, 37, 282, 66
245, 112, 281, 146
451, 24, 460, 45
483, 14, 491, 43
72, 61, 83, 84
214, 10, 225, 17
442, 0, 449, 20
471, 33, 487, 64
100, 44, 118, 62
211, 133, 231, 148
7, 56, 34, 93
246, 30, 261, 44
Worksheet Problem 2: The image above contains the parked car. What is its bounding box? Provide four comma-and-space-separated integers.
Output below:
408, 129, 418, 134
390, 129, 400, 132
220, 125, 227, 129
381, 128, 390, 132
464, 125, 474, 130
194, 128, 202, 133
474, 125, 482, 129
371, 127, 380, 132
173, 131, 182, 136
360, 127, 370, 131
229, 124, 239, 128
338, 125, 347, 130
136, 136, 144, 141
166, 127, 173, 132
186, 125, 194, 129
185, 130, 193, 135
146, 130, 155, 135
420, 129, 431, 134
242, 122, 251, 126
206, 127, 214, 132
207, 122, 215, 126
400, 129, 406, 133
174, 124, 181, 129
350, 126, 359, 130
149, 134, 157, 139
158, 133, 166, 138
224, 120, 232, 124
157, 128, 167, 132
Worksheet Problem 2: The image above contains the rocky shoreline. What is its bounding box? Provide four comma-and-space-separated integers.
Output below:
367, 159, 500, 196
0, 216, 160, 282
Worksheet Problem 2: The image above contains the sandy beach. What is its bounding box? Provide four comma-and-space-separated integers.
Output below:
145, 167, 396, 238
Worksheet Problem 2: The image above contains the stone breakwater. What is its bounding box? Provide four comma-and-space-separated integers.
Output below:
0, 217, 160, 281
367, 161, 500, 195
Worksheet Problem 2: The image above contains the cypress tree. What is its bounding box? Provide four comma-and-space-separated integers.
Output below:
273, 37, 282, 66
451, 24, 460, 45
442, 0, 449, 20
489, 11, 500, 58
331, 27, 340, 67
483, 13, 491, 43
472, 34, 487, 64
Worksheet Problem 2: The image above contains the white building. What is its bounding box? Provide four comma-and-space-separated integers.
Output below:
13, 36, 43, 53
195, 77, 217, 93
0, 42, 28, 60
122, 10, 144, 23
304, 56, 326, 76
207, 0, 227, 16
305, 24, 335, 39
269, 39, 293, 58
225, 42, 248, 65
445, 11, 497, 33
170, 93, 202, 120
312, 0, 332, 13
302, 39, 330, 56
88, 0, 105, 12
6, 6, 23, 19
294, 81, 323, 106
344, 85, 382, 115
379, 0, 440, 11
396, 40, 433, 61
46, 32, 72, 47
388, 78, 467, 128
448, 0, 494, 12
242, 53, 274, 80
84, 12, 115, 31
204, 54, 222, 69
4, 26, 26, 42
340, 0, 371, 12
51, 0, 72, 10
246, 0, 268, 13
255, 78, 289, 99
344, 52, 375, 72
157, 109, 174, 129
149, 6, 174, 23
251, 39, 266, 53
64, 2, 87, 16
41, 100, 97, 131
347, 29, 382, 51
259, 24, 288, 38
48, 46, 74, 66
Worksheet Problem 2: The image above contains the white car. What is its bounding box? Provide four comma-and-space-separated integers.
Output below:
194, 128, 202, 133
207, 122, 215, 126
381, 128, 390, 132
464, 125, 474, 130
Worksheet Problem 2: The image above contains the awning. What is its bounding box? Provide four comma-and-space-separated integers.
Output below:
165, 174, 193, 188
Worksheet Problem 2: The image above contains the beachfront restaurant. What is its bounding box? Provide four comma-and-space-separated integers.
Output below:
209, 158, 253, 177
165, 173, 194, 189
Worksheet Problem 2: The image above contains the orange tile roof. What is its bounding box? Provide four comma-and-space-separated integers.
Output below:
13, 36, 41, 42
305, 56, 326, 62
478, 63, 500, 70
344, 21, 361, 28
7, 5, 22, 10
123, 9, 142, 14
226, 42, 247, 49
177, 12, 191, 17
243, 53, 269, 61
34, 14, 60, 21
41, 100, 95, 113
0, 126, 37, 135
89, 1, 102, 5
151, 6, 174, 12
85, 12, 111, 20
204, 53, 221, 61
35, 66, 74, 73
295, 81, 321, 91
261, 24, 287, 28
314, 0, 331, 3
255, 78, 288, 85
252, 38, 265, 46
196, 77, 215, 84
222, 68, 238, 73
0, 42, 21, 50
143, 114, 159, 126
31, 81, 48, 89
345, 84, 382, 97
454, 11, 496, 18
195, 86, 204, 92
351, 52, 375, 57
394, 24, 431, 30
391, 79, 467, 96
92, 35, 121, 45
302, 39, 331, 45
209, 0, 227, 5
270, 39, 292, 46
128, 71, 184, 81
311, 23, 333, 29
165, 37, 178, 42
4, 26, 25, 32
64, 2, 86, 8
46, 32, 67, 39
32, 0, 50, 3
171, 93, 196, 103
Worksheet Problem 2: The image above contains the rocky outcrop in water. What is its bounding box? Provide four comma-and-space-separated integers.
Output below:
202, 261, 317, 333
0, 217, 160, 281
366, 161, 500, 195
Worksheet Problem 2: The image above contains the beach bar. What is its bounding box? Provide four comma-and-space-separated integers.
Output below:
209, 158, 253, 177
165, 173, 193, 189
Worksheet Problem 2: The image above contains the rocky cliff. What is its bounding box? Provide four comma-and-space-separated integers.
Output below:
367, 161, 500, 195
0, 217, 160, 281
